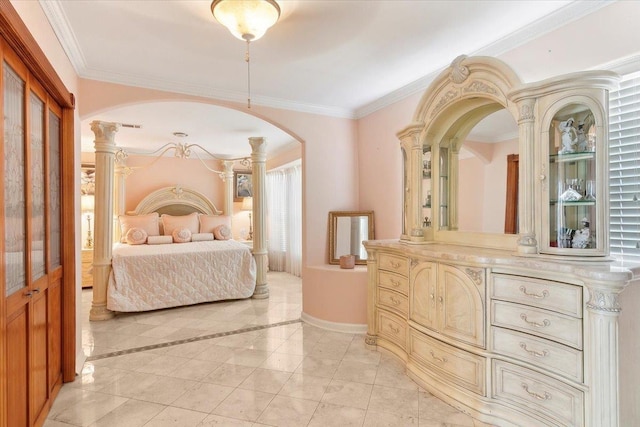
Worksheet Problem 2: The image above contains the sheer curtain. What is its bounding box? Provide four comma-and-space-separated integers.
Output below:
266, 165, 302, 276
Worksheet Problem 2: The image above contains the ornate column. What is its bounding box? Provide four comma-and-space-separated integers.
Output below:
449, 139, 460, 231
222, 160, 234, 217
515, 99, 538, 254
584, 278, 629, 427
249, 137, 268, 299
397, 124, 424, 242
89, 121, 120, 321
113, 149, 129, 243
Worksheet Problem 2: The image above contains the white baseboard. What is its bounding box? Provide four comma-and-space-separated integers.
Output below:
301, 312, 367, 334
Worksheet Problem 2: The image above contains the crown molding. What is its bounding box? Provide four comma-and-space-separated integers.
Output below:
41, 0, 613, 121
593, 53, 640, 77
39, 0, 87, 75
354, 0, 613, 119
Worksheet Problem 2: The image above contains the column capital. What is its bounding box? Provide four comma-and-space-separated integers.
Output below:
249, 137, 267, 159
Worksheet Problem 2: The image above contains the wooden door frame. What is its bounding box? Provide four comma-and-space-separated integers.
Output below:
0, 2, 76, 426
504, 154, 519, 234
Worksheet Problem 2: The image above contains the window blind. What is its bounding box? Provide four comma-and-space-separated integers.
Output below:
609, 71, 640, 262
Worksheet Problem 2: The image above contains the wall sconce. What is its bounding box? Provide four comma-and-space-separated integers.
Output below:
241, 196, 253, 240
81, 195, 95, 249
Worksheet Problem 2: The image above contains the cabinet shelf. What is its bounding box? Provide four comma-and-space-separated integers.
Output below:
550, 200, 596, 206
550, 151, 595, 163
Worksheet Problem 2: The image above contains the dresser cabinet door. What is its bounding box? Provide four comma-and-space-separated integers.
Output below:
438, 265, 485, 348
409, 261, 437, 331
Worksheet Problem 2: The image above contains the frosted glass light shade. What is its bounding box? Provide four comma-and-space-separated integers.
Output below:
241, 196, 253, 211
211, 0, 280, 41
81, 195, 95, 212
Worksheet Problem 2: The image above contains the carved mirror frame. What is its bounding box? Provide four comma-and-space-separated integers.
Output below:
328, 211, 375, 265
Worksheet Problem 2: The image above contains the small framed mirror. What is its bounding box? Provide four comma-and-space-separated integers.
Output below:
328, 211, 374, 265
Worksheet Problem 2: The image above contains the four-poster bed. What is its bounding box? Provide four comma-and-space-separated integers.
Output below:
88, 121, 269, 321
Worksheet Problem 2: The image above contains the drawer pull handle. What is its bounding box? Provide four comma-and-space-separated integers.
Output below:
388, 324, 400, 334
521, 383, 551, 401
390, 278, 400, 287
430, 293, 435, 306
438, 296, 444, 304
390, 261, 401, 269
429, 351, 447, 363
520, 314, 550, 328
519, 343, 549, 358
519, 286, 549, 299
389, 296, 401, 306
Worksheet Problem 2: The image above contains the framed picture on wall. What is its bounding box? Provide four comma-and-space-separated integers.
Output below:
234, 171, 252, 201
80, 164, 95, 196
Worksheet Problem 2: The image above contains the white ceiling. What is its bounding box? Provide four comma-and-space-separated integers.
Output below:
41, 0, 615, 156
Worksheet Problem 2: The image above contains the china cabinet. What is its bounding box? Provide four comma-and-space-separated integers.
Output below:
366, 56, 635, 427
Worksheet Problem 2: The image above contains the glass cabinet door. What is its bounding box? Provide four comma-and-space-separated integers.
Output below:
422, 147, 432, 228
547, 104, 601, 254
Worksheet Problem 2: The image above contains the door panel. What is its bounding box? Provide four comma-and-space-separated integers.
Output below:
7, 308, 28, 427
30, 278, 49, 424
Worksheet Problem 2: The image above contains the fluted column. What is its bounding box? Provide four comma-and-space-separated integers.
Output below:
222, 160, 234, 217
89, 121, 120, 321
249, 137, 268, 299
397, 124, 424, 241
584, 279, 628, 427
516, 99, 538, 254
449, 140, 460, 231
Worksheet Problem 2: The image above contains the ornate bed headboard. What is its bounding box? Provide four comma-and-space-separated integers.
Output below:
130, 185, 222, 216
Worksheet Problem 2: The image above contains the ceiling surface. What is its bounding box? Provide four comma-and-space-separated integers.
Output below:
40, 0, 615, 157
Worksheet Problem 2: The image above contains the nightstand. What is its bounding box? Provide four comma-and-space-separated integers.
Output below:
238, 239, 253, 249
81, 249, 93, 288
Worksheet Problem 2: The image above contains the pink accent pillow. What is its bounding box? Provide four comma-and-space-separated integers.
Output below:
161, 212, 199, 236
191, 233, 214, 242
119, 213, 160, 243
125, 227, 148, 245
213, 224, 232, 240
172, 227, 192, 243
199, 214, 231, 233
147, 235, 172, 245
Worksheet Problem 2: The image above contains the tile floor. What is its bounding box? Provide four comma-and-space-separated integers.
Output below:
45, 272, 485, 427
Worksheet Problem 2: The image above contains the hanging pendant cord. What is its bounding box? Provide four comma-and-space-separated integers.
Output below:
245, 39, 251, 109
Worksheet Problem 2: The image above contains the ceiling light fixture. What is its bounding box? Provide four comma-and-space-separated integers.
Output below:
211, 0, 281, 109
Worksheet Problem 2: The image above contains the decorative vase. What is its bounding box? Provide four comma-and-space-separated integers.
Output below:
339, 254, 356, 269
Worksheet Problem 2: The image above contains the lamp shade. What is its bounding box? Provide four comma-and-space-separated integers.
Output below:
211, 0, 280, 41
81, 195, 95, 212
241, 196, 253, 211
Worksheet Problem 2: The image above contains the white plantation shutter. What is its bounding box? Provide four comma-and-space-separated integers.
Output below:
609, 71, 640, 262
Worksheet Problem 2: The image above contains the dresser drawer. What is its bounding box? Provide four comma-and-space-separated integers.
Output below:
492, 274, 582, 317
379, 270, 408, 295
493, 360, 584, 427
409, 330, 485, 396
378, 253, 408, 277
491, 326, 583, 382
378, 288, 408, 317
491, 301, 582, 349
377, 310, 406, 349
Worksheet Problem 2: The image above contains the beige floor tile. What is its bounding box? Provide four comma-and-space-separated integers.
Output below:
334, 359, 379, 384
52, 390, 128, 426
307, 402, 366, 427
369, 385, 420, 418
171, 382, 234, 413
256, 395, 319, 427
165, 358, 222, 381
133, 376, 198, 405
363, 409, 419, 426
196, 414, 254, 426
278, 373, 331, 401
211, 388, 275, 422
321, 379, 373, 410
238, 368, 292, 394
274, 338, 316, 356
294, 356, 340, 378
144, 406, 208, 427
135, 354, 190, 375
193, 344, 235, 363
224, 348, 272, 367
259, 352, 304, 372
204, 363, 256, 387
87, 399, 165, 427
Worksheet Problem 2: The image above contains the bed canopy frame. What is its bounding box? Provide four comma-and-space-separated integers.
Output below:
88, 120, 269, 321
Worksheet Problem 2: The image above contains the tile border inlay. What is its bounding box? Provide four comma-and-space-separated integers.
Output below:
86, 318, 302, 361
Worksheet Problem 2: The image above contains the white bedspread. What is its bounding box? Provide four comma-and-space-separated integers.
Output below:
107, 240, 256, 312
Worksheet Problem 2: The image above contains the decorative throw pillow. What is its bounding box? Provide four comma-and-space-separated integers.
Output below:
172, 227, 192, 243
125, 227, 148, 245
118, 213, 160, 243
213, 224, 232, 240
147, 235, 173, 245
191, 232, 214, 242
198, 214, 231, 233
161, 212, 199, 236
